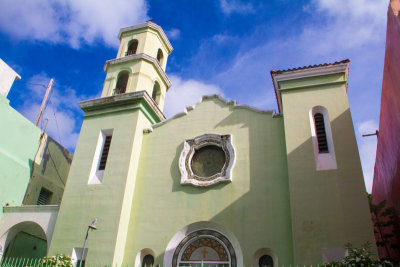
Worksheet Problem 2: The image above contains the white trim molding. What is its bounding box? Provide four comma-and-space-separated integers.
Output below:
309, 106, 337, 171
163, 221, 243, 267
253, 248, 278, 267
88, 129, 113, 184
179, 134, 235, 187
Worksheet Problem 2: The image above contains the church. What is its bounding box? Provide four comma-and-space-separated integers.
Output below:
1, 22, 376, 266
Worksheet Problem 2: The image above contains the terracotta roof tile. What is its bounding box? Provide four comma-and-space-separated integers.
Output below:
270, 59, 350, 75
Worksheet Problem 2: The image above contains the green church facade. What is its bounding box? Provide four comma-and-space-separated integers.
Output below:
47, 22, 376, 266
0, 22, 376, 266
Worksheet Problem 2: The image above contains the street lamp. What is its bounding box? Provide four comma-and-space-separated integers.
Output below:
80, 218, 97, 267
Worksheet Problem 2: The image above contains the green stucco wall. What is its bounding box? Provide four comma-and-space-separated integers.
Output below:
49, 102, 152, 264
123, 98, 293, 266
279, 73, 377, 264
0, 95, 73, 213
0, 95, 41, 216
23, 136, 73, 206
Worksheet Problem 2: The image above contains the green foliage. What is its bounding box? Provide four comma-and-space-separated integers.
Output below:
37, 254, 72, 267
368, 194, 399, 261
324, 242, 392, 267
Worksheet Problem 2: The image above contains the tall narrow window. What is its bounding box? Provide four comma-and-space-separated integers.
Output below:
156, 49, 163, 65
89, 129, 113, 184
309, 106, 337, 170
314, 113, 329, 153
126, 40, 138, 56
152, 82, 160, 103
98, 135, 112, 171
37, 188, 52, 205
115, 71, 129, 95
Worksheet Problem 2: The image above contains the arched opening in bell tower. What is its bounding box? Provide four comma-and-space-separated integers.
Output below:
156, 49, 164, 65
126, 40, 138, 56
115, 71, 129, 95
152, 82, 160, 104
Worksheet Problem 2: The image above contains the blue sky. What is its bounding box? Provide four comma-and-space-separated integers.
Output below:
0, 0, 388, 192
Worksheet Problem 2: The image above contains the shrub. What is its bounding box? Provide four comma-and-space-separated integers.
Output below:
37, 254, 72, 267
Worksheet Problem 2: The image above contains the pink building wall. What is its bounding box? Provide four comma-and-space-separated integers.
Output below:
372, 0, 400, 260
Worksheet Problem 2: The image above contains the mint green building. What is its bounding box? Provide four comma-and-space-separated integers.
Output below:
0, 60, 72, 260
2, 22, 376, 266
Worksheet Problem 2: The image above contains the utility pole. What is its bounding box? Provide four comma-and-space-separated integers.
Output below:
35, 78, 53, 126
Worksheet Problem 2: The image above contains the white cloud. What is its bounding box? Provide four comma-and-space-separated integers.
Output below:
0, 0, 148, 48
204, 0, 387, 191
166, 28, 181, 40
357, 120, 379, 193
219, 0, 255, 15
301, 0, 387, 54
18, 72, 93, 151
164, 75, 223, 118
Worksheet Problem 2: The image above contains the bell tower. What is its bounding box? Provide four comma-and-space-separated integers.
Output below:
101, 22, 173, 111
48, 22, 173, 265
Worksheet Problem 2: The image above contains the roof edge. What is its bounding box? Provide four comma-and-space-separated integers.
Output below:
143, 94, 277, 133
270, 59, 350, 113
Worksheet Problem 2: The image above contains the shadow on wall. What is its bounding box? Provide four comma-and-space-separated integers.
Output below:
23, 135, 73, 206
205, 108, 374, 265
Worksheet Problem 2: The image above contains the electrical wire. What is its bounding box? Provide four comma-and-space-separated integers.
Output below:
20, 81, 48, 87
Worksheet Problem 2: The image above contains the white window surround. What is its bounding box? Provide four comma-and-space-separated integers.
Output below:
309, 106, 337, 171
179, 134, 235, 187
88, 129, 113, 184
72, 247, 88, 267
164, 221, 243, 267
177, 234, 232, 266
134, 248, 155, 267
253, 248, 278, 267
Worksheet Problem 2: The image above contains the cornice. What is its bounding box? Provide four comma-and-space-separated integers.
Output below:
3, 205, 60, 213
79, 90, 166, 122
118, 22, 173, 54
270, 62, 350, 113
103, 53, 172, 90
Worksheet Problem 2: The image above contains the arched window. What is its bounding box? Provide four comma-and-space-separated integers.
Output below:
142, 255, 154, 267
309, 106, 337, 170
173, 229, 237, 267
259, 255, 274, 267
126, 40, 138, 56
115, 71, 129, 95
156, 49, 163, 65
152, 82, 160, 103
314, 113, 329, 153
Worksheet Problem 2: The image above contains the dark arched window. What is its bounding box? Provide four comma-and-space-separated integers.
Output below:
156, 49, 163, 65
142, 255, 154, 267
126, 40, 138, 56
152, 82, 160, 103
314, 113, 329, 153
115, 71, 129, 95
259, 255, 273, 267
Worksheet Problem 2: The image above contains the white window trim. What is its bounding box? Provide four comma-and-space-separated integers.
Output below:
253, 248, 278, 267
72, 247, 88, 267
134, 248, 155, 267
309, 106, 337, 171
88, 129, 113, 184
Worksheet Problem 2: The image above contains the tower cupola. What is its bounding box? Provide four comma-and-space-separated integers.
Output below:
101, 22, 173, 112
